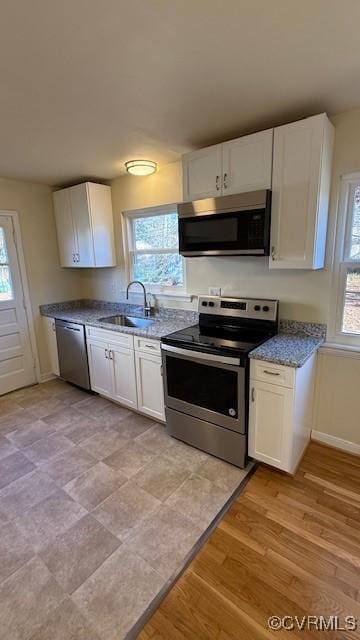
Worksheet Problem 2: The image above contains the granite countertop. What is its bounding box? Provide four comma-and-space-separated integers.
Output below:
249, 320, 327, 368
39, 299, 198, 340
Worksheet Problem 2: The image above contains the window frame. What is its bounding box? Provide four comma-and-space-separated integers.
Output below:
329, 172, 360, 346
122, 203, 187, 296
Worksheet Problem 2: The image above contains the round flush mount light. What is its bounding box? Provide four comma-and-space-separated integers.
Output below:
125, 159, 157, 176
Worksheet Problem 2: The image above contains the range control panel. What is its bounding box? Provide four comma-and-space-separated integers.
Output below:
198, 296, 278, 322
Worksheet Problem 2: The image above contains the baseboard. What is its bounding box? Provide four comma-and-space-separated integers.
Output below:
311, 430, 360, 456
39, 372, 57, 383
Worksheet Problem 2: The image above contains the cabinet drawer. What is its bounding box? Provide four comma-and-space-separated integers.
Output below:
86, 325, 134, 349
251, 359, 294, 388
134, 336, 161, 355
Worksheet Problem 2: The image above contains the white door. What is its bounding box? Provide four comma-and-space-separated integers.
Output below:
0, 216, 36, 395
110, 343, 137, 409
222, 130, 273, 195
248, 379, 293, 471
135, 351, 165, 421
270, 114, 325, 269
69, 184, 94, 267
182, 144, 223, 200
53, 189, 77, 267
87, 340, 112, 396
42, 316, 60, 376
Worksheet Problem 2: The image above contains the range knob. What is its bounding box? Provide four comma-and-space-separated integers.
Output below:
254, 305, 261, 311
209, 301, 215, 307
201, 301, 208, 306
262, 305, 270, 312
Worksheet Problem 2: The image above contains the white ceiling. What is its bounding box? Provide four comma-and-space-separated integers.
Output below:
1, 0, 360, 185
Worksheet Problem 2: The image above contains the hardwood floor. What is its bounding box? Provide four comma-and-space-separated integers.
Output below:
137, 442, 360, 639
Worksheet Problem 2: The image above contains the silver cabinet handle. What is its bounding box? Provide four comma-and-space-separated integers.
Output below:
271, 246, 276, 261
145, 344, 156, 350
223, 172, 228, 189
251, 387, 255, 402
72, 253, 75, 263
216, 175, 220, 191
108, 350, 114, 360
76, 253, 80, 263
52, 321, 56, 332
105, 349, 109, 359
263, 370, 280, 376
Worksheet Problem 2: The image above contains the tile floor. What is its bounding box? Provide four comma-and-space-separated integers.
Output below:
0, 379, 252, 640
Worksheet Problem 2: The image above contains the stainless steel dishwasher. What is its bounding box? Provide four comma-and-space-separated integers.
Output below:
55, 319, 91, 390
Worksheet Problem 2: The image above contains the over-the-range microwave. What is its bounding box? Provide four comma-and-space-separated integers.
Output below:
178, 189, 271, 257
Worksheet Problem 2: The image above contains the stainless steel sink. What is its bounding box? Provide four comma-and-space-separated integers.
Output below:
98, 315, 154, 328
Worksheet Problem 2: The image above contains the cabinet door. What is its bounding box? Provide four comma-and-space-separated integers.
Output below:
182, 144, 223, 200
109, 343, 137, 409
222, 130, 273, 195
53, 189, 76, 267
135, 352, 165, 421
69, 184, 95, 267
87, 340, 112, 396
270, 114, 331, 269
248, 379, 293, 471
42, 316, 60, 376
87, 183, 116, 267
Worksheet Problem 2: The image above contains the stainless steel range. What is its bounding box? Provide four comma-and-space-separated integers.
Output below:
161, 296, 279, 468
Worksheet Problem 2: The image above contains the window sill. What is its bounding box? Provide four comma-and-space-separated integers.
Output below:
126, 290, 195, 303
320, 342, 360, 358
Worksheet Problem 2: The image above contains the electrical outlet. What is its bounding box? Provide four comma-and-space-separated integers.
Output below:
208, 287, 221, 296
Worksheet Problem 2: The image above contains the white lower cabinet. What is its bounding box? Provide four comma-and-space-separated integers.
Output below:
248, 355, 316, 473
86, 328, 165, 421
42, 316, 60, 377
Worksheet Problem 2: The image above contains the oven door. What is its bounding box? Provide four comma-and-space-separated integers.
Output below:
161, 344, 246, 434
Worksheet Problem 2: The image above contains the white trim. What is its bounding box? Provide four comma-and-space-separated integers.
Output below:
311, 430, 360, 456
0, 209, 41, 383
39, 372, 57, 383
319, 343, 360, 358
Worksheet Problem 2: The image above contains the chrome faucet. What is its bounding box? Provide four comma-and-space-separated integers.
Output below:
126, 281, 151, 317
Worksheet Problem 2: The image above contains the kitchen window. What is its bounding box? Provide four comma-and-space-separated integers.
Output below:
123, 204, 186, 294
331, 173, 360, 345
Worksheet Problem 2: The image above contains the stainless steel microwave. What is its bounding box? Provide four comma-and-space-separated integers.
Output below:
178, 189, 271, 257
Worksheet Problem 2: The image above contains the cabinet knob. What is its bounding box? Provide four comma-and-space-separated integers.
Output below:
223, 172, 228, 189
216, 175, 220, 191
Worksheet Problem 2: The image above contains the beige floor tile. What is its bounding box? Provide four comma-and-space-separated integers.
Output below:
52, 386, 90, 405
23, 433, 75, 464
40, 514, 120, 593
16, 390, 50, 409
64, 462, 127, 510
74, 396, 113, 416
134, 423, 176, 454
0, 556, 65, 640
93, 481, 160, 541
39, 447, 97, 486
133, 454, 189, 501
17, 489, 87, 552
103, 441, 156, 478
29, 399, 67, 419
30, 598, 101, 640
0, 470, 58, 520
79, 427, 128, 460
165, 474, 230, 528
196, 456, 254, 491
0, 435, 18, 460
72, 547, 163, 640
43, 407, 85, 430
0, 408, 38, 435
59, 416, 104, 444
7, 419, 56, 449
0, 520, 34, 583
0, 398, 23, 417
112, 412, 154, 440
164, 438, 210, 472
92, 403, 132, 428
0, 451, 35, 489
124, 505, 202, 580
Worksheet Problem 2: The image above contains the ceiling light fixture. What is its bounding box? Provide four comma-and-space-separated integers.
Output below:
125, 159, 157, 176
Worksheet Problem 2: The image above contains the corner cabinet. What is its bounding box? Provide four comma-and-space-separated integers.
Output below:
86, 327, 165, 421
53, 182, 116, 268
182, 129, 273, 201
270, 113, 334, 269
248, 356, 316, 474
42, 316, 60, 377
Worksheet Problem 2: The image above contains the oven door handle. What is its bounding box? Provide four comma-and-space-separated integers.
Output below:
161, 343, 241, 366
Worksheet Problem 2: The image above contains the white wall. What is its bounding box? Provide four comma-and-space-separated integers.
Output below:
0, 177, 83, 375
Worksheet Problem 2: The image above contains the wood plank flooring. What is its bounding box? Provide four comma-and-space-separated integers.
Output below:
137, 442, 360, 639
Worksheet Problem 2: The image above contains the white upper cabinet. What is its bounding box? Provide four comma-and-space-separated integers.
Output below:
222, 129, 273, 195
182, 131, 273, 201
270, 113, 334, 270
53, 182, 116, 268
182, 144, 223, 201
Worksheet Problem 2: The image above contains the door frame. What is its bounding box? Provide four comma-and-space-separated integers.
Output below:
0, 209, 40, 384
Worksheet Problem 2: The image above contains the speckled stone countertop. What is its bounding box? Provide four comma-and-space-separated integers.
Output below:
40, 299, 198, 340
249, 320, 327, 368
